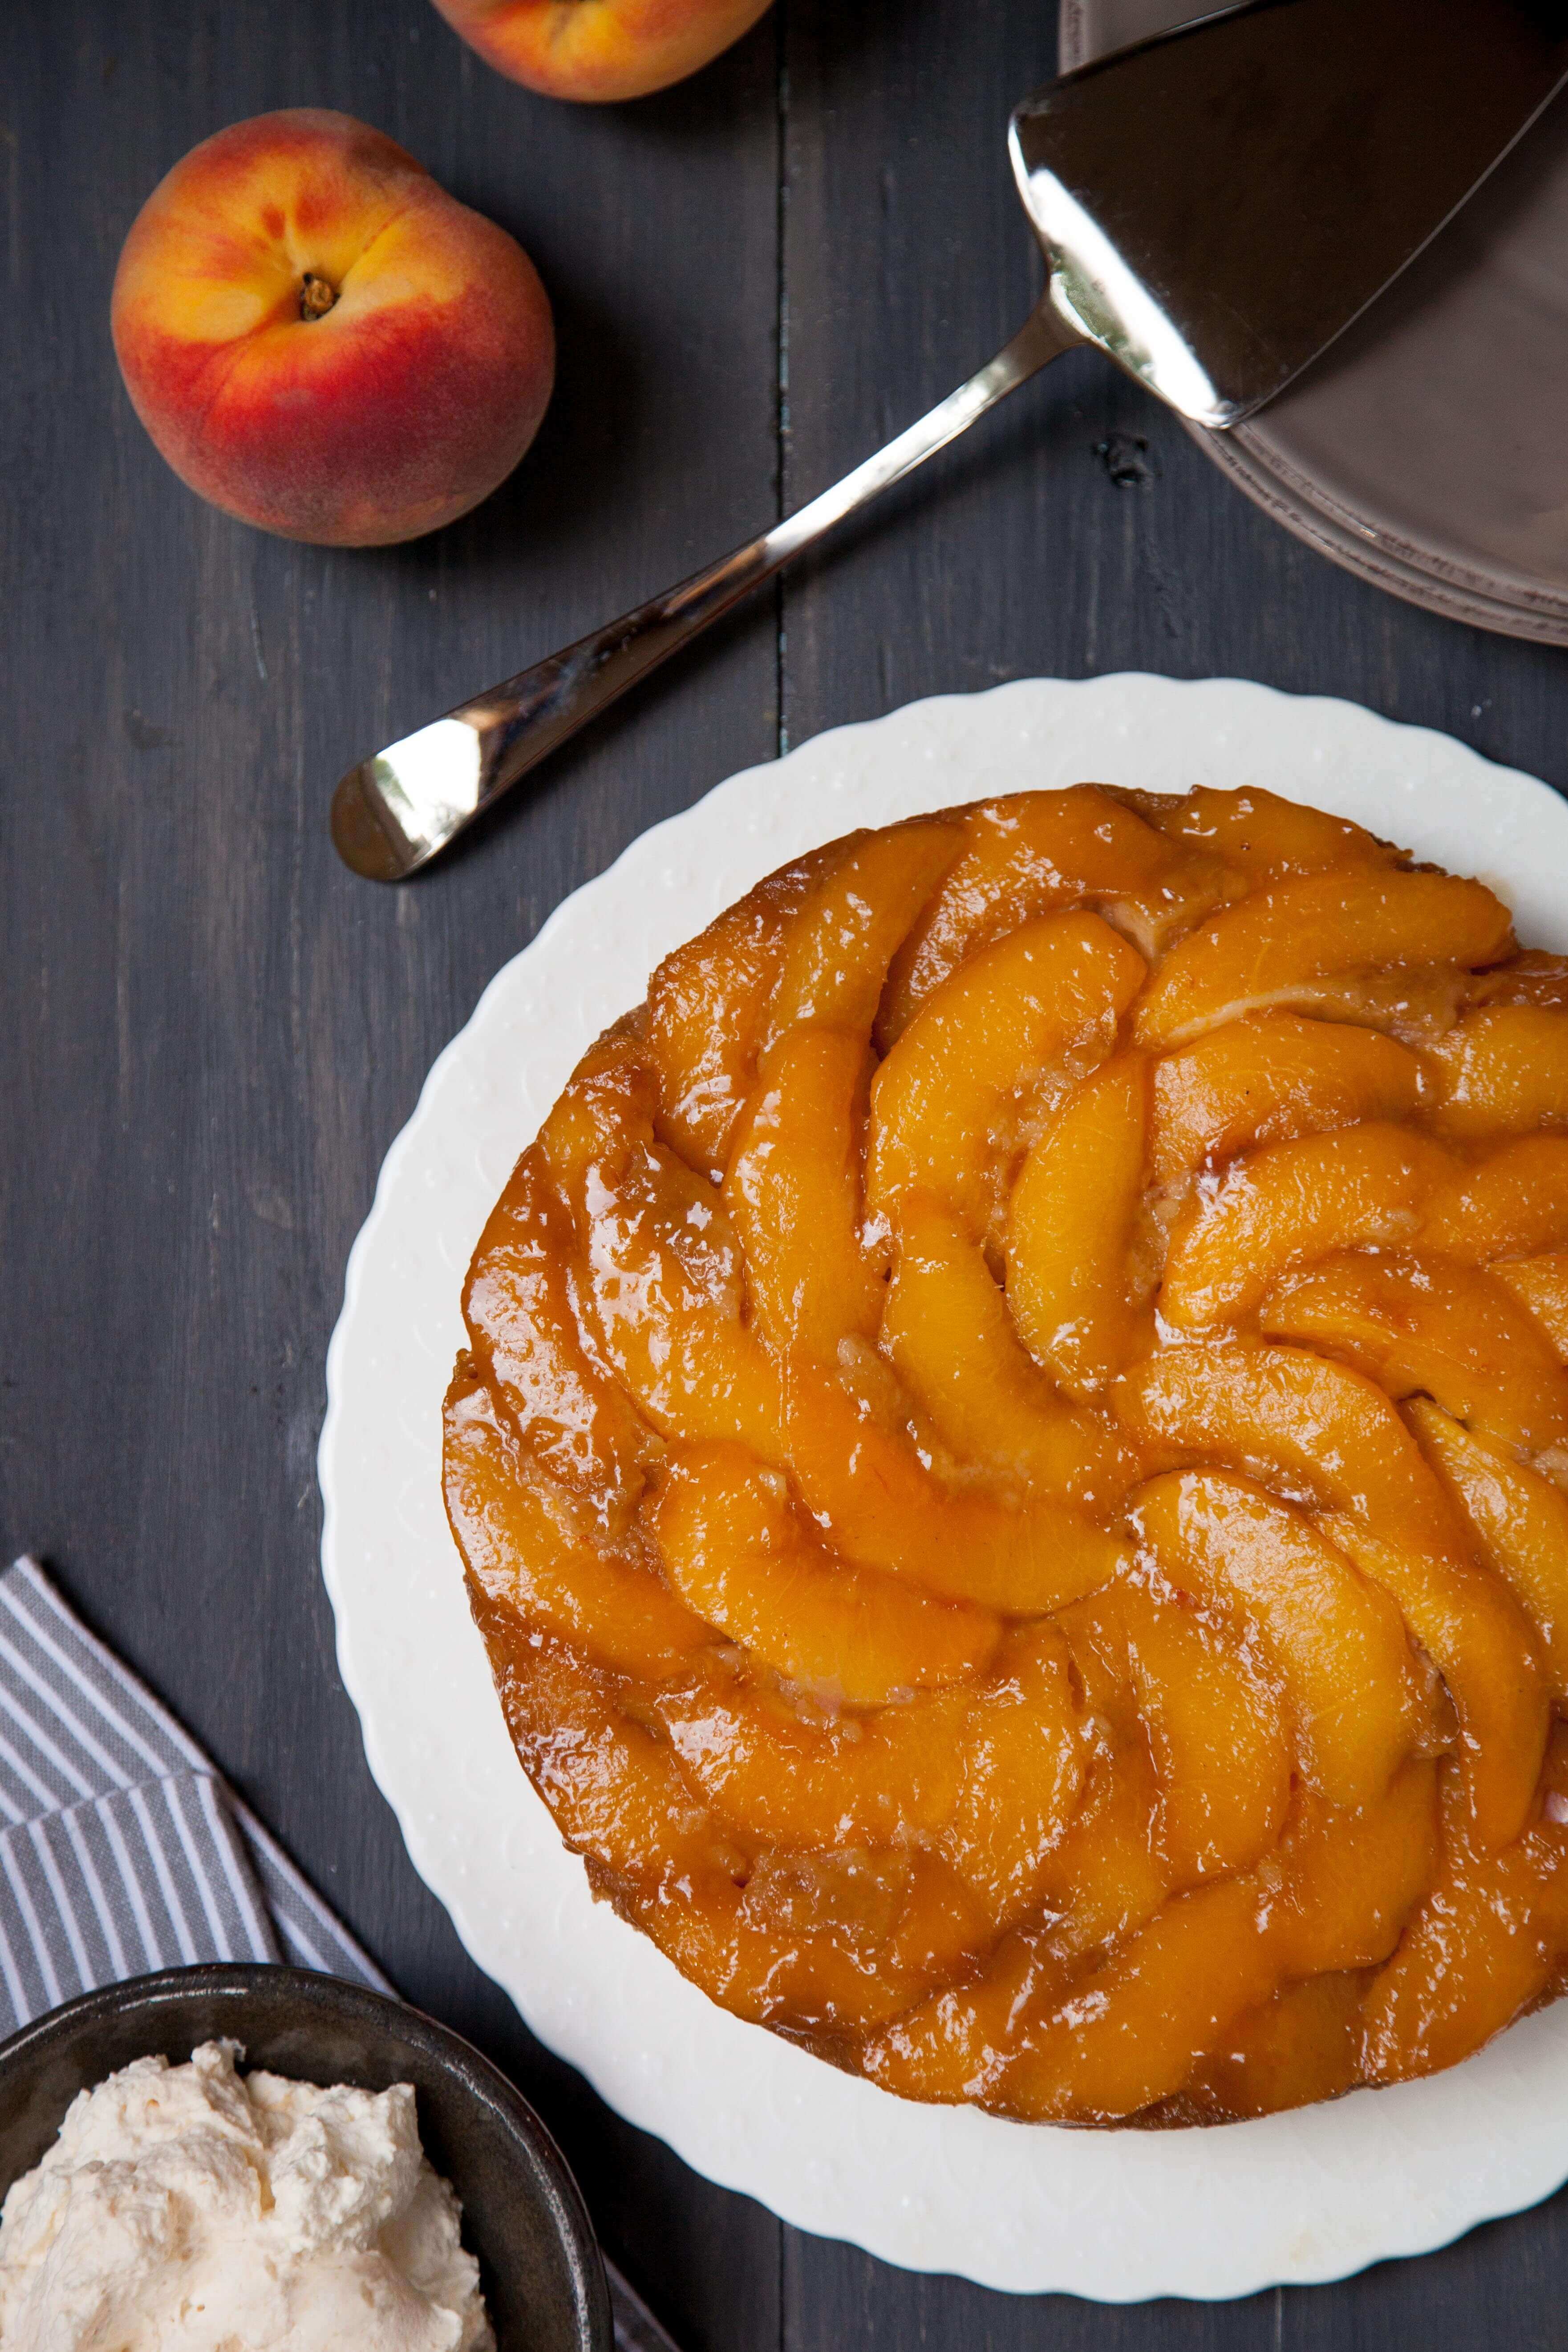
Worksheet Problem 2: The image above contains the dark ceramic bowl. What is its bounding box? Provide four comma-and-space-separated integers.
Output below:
0, 1964, 611, 2352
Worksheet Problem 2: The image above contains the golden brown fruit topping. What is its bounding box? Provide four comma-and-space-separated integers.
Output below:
445, 783, 1568, 2127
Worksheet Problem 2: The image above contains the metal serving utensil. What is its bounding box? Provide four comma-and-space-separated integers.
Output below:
332, 0, 1568, 881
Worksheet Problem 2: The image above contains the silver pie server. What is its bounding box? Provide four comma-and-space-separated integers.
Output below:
332, 0, 1568, 881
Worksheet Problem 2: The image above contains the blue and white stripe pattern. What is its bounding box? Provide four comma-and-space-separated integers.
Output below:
0, 1556, 389, 2037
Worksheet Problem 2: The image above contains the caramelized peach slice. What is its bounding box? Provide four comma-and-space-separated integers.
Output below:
1268, 965, 1473, 1047
881, 1193, 1131, 1510
1108, 1578, 1291, 1886
581, 1137, 783, 1457
762, 819, 960, 1047
883, 1849, 997, 1985
1361, 1765, 1567, 2085
1040, 1593, 1174, 1947
535, 1025, 656, 1196
1149, 1013, 1422, 1185
1115, 1342, 1548, 1844
1134, 1471, 1420, 1808
644, 864, 815, 1170
1159, 1123, 1451, 1331
1276, 1762, 1440, 1977
462, 1147, 660, 1521
867, 911, 1146, 1240
1006, 1055, 1151, 1399
652, 1442, 998, 1705
730, 1848, 988, 2009
999, 1873, 1280, 2122
1148, 783, 1398, 881
1134, 869, 1513, 1050
1410, 1400, 1568, 1699
939, 1624, 1087, 1927
723, 1026, 882, 1356
737, 1845, 912, 1952
1421, 1137, 1568, 1264
644, 1878, 936, 2039
657, 1680, 971, 1846
1264, 1251, 1568, 1453
445, 1371, 713, 1683
1319, 1513, 1547, 1854
475, 1605, 747, 1892
782, 1358, 1129, 1614
878, 788, 1216, 1045
1115, 1340, 1468, 1562
1494, 1253, 1568, 1358
863, 1926, 1085, 2106
1186, 1970, 1367, 2121
1467, 950, 1568, 1010
1102, 878, 1236, 965
1422, 1005, 1568, 1140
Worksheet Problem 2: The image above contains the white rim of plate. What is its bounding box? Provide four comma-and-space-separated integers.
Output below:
320, 674, 1568, 2302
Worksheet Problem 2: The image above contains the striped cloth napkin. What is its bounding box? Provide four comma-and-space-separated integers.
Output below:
0, 1555, 387, 2036
0, 1557, 685, 2351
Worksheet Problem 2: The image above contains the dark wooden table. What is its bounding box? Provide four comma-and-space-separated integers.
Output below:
5, 2, 1568, 2344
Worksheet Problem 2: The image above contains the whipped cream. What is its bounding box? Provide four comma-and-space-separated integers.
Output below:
0, 2038, 494, 2350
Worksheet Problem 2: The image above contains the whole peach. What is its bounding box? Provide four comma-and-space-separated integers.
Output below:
111, 110, 555, 546
428, 0, 774, 102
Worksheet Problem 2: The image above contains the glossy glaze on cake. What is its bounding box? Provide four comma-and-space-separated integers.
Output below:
444, 784, 1568, 2126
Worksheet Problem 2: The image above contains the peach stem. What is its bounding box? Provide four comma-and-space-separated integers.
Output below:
299, 273, 338, 321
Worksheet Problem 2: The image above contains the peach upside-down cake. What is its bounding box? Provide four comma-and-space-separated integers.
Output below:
443, 782, 1568, 2126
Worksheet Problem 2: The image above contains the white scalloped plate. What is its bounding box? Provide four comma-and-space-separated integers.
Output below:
320, 675, 1568, 2302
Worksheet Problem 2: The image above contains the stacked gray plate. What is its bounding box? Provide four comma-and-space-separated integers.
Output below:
1062, 0, 1568, 641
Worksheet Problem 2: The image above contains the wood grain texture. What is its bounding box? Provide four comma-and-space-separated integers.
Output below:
2, 0, 1567, 2344
0, 0, 782, 2343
